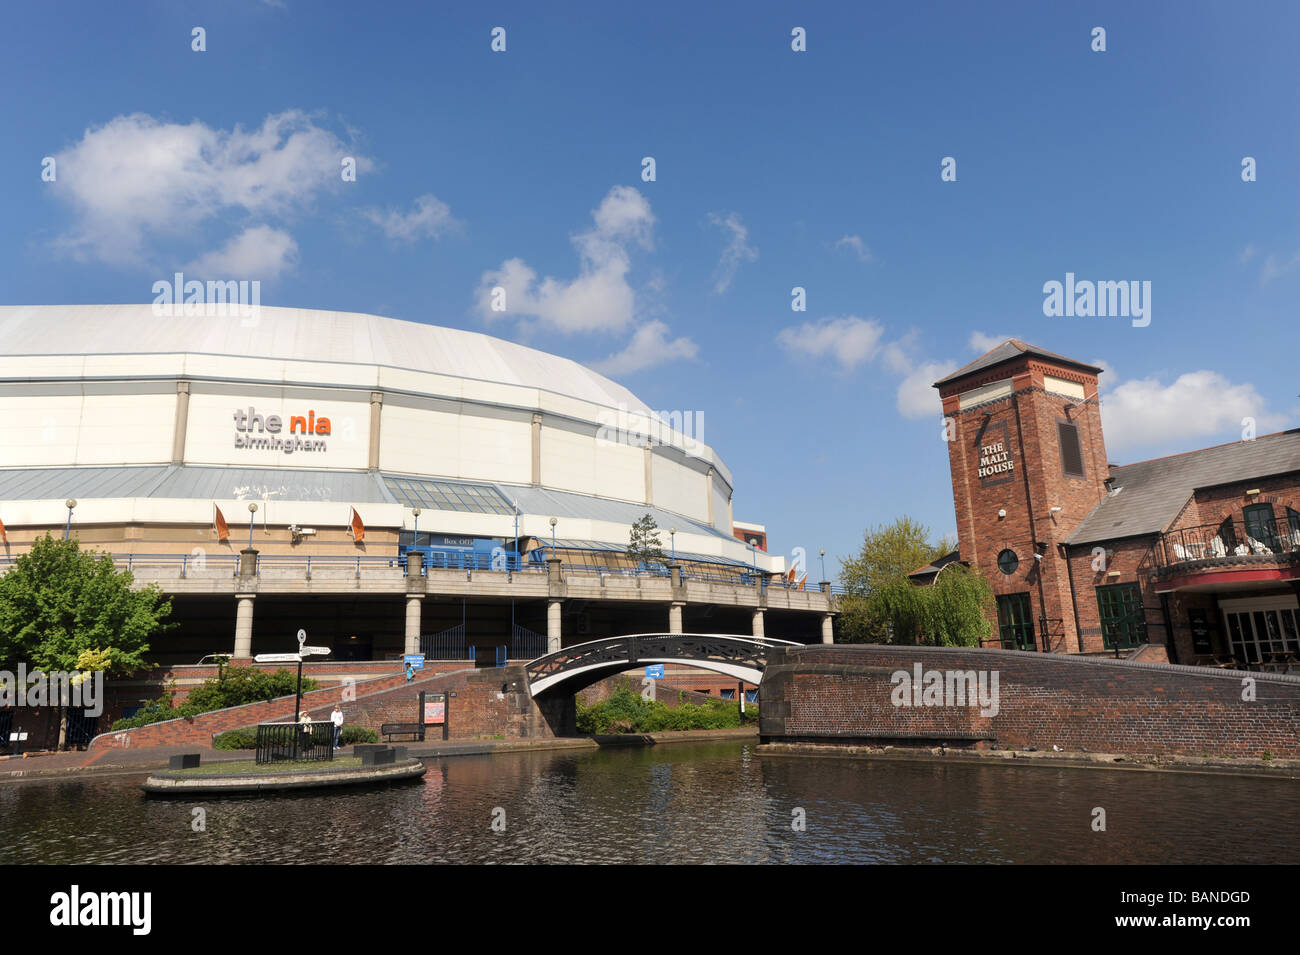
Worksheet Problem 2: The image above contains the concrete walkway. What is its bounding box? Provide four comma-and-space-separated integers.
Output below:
1, 727, 758, 781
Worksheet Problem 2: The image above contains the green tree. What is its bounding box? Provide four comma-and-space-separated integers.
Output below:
0, 534, 173, 747
871, 563, 994, 646
626, 513, 666, 567
836, 517, 947, 642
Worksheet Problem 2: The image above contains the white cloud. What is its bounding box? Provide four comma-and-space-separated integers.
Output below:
968, 331, 1012, 353
835, 234, 873, 262
895, 360, 959, 418
1238, 243, 1257, 265
591, 321, 699, 376
475, 185, 653, 334
707, 212, 758, 293
182, 225, 298, 279
363, 193, 457, 241
775, 316, 885, 372
1100, 370, 1286, 453
1089, 357, 1118, 392
1261, 249, 1300, 283
48, 110, 365, 268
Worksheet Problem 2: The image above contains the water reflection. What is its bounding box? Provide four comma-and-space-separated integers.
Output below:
0, 743, 1296, 864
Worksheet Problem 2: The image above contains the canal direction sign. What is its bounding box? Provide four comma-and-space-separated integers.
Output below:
300, 646, 331, 656
645, 664, 664, 679
254, 653, 302, 664
404, 654, 426, 670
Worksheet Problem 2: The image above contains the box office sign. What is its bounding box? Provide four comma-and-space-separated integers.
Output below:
976, 421, 1016, 488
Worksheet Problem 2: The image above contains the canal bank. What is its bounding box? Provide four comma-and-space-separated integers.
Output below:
758, 742, 1300, 780
0, 728, 759, 783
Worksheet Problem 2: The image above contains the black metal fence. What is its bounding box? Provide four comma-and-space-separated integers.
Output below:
1156, 515, 1300, 569
421, 624, 471, 660
255, 721, 335, 764
0, 710, 11, 749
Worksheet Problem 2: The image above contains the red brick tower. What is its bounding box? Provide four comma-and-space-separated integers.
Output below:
934, 341, 1110, 652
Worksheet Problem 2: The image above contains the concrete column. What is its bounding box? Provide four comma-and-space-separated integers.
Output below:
531, 412, 543, 485
368, 391, 383, 469
171, 381, 191, 464
643, 445, 653, 505
547, 599, 562, 653
405, 596, 423, 655
821, 613, 834, 644
752, 609, 765, 638
233, 594, 255, 659
705, 467, 715, 525
669, 601, 684, 634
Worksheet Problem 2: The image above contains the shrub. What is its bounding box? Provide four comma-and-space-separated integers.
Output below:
575, 687, 756, 733
110, 668, 320, 730
214, 723, 377, 750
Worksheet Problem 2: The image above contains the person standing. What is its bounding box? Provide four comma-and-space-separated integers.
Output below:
330, 704, 344, 750
298, 710, 313, 756
405, 662, 415, 682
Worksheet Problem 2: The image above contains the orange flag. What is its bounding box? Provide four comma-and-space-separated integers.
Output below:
348, 507, 365, 542
0, 516, 7, 543
213, 505, 230, 542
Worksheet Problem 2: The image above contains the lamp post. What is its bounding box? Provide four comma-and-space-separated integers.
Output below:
247, 502, 258, 550
512, 501, 520, 571
549, 516, 557, 556
64, 499, 77, 540
819, 548, 826, 583
412, 507, 421, 549
670, 527, 677, 562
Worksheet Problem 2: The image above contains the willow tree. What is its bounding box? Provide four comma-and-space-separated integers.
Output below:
836, 517, 952, 643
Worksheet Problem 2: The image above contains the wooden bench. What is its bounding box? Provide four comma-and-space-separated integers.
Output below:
380, 722, 425, 742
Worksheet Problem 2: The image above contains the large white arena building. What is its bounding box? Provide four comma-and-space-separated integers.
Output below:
0, 305, 835, 668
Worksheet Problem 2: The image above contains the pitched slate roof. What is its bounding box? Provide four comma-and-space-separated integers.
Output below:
1066, 430, 1300, 545
933, 340, 1103, 388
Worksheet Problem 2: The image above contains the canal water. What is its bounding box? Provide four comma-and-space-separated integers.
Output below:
2, 742, 1297, 864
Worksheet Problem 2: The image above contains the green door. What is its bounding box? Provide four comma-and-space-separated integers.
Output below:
1096, 583, 1148, 650
997, 593, 1036, 651
1243, 503, 1279, 552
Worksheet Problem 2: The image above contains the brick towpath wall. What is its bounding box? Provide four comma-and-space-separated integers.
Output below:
759, 645, 1300, 759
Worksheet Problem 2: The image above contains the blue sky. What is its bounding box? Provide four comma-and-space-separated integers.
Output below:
2, 1, 1298, 575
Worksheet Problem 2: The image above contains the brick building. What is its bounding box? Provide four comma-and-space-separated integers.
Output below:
925, 340, 1300, 667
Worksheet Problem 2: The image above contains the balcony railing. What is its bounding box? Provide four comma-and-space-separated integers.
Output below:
1155, 516, 1300, 571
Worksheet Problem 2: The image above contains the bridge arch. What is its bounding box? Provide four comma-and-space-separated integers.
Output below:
525, 633, 802, 697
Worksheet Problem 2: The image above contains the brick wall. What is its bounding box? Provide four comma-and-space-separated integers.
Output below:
940, 356, 1111, 656
759, 644, 1300, 759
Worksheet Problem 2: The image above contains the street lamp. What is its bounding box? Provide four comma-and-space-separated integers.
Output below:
64, 499, 76, 540
412, 507, 421, 548
819, 548, 826, 583
549, 516, 558, 556
670, 527, 677, 562
512, 501, 520, 571
247, 502, 258, 550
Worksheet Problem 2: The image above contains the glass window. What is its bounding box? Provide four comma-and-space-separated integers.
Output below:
1096, 583, 1148, 650
996, 593, 1035, 651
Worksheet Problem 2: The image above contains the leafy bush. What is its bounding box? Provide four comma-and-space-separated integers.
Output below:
340, 725, 377, 744
110, 668, 320, 730
213, 726, 259, 750
214, 723, 377, 750
576, 687, 757, 734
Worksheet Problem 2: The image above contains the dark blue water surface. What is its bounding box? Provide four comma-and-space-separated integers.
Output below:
1, 742, 1296, 864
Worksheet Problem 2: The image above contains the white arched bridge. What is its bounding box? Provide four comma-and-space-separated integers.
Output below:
524, 633, 803, 696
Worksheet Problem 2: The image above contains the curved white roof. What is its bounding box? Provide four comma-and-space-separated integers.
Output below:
0, 304, 650, 412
